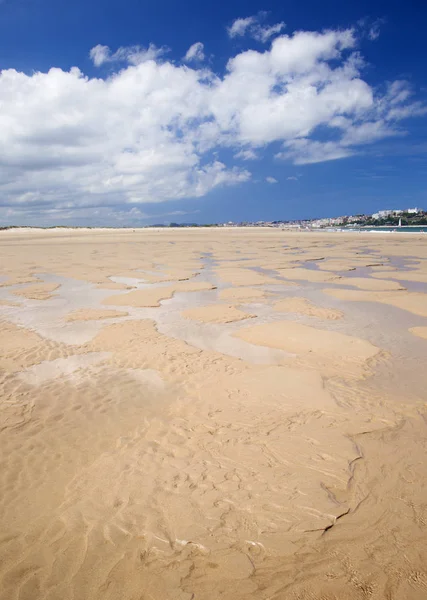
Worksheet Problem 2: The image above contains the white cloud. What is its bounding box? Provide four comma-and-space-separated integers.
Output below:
368, 24, 381, 41
90, 43, 166, 66
278, 140, 353, 164
228, 14, 285, 43
266, 176, 278, 184
287, 176, 298, 180
89, 44, 110, 67
357, 17, 385, 41
228, 16, 257, 38
368, 19, 385, 41
253, 22, 286, 43
184, 42, 205, 63
234, 149, 259, 160
0, 26, 424, 223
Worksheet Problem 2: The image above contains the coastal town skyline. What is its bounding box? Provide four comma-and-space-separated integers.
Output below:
2, 206, 427, 230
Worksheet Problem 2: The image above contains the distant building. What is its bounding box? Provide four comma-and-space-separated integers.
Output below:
406, 207, 420, 214
372, 210, 394, 219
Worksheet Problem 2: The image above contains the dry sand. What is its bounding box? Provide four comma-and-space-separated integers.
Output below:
12, 282, 60, 300
0, 228, 426, 600
234, 320, 380, 378
324, 287, 427, 317
275, 266, 341, 283
371, 269, 427, 282
66, 309, 129, 322
103, 281, 216, 308
215, 267, 280, 286
219, 286, 270, 301
274, 296, 343, 319
0, 299, 20, 307
333, 276, 405, 291
409, 326, 427, 339
182, 304, 255, 324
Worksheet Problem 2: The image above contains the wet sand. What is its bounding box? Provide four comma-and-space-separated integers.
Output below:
0, 228, 427, 600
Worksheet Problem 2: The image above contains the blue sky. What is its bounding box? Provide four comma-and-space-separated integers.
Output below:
0, 0, 426, 225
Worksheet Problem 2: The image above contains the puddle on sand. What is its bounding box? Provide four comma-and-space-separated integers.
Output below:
1, 256, 426, 371
334, 263, 427, 292
0, 269, 290, 365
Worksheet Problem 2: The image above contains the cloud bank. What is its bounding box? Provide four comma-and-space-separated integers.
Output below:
0, 21, 424, 223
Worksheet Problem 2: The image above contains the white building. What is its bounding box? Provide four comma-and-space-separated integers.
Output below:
372, 210, 394, 219
406, 207, 420, 214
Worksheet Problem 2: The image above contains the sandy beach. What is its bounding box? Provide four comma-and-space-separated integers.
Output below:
0, 227, 427, 600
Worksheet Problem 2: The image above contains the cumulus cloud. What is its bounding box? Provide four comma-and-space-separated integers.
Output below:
0, 26, 424, 223
266, 176, 278, 184
228, 16, 257, 38
254, 22, 286, 43
89, 44, 110, 67
234, 149, 259, 160
287, 176, 298, 181
184, 42, 205, 62
90, 43, 166, 66
228, 13, 285, 43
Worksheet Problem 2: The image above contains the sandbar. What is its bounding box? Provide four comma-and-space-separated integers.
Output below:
409, 326, 427, 340
274, 296, 343, 319
103, 281, 216, 307
66, 309, 129, 321
13, 282, 60, 300
182, 304, 255, 324
275, 267, 341, 283
219, 286, 270, 301
234, 320, 380, 378
324, 287, 427, 317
